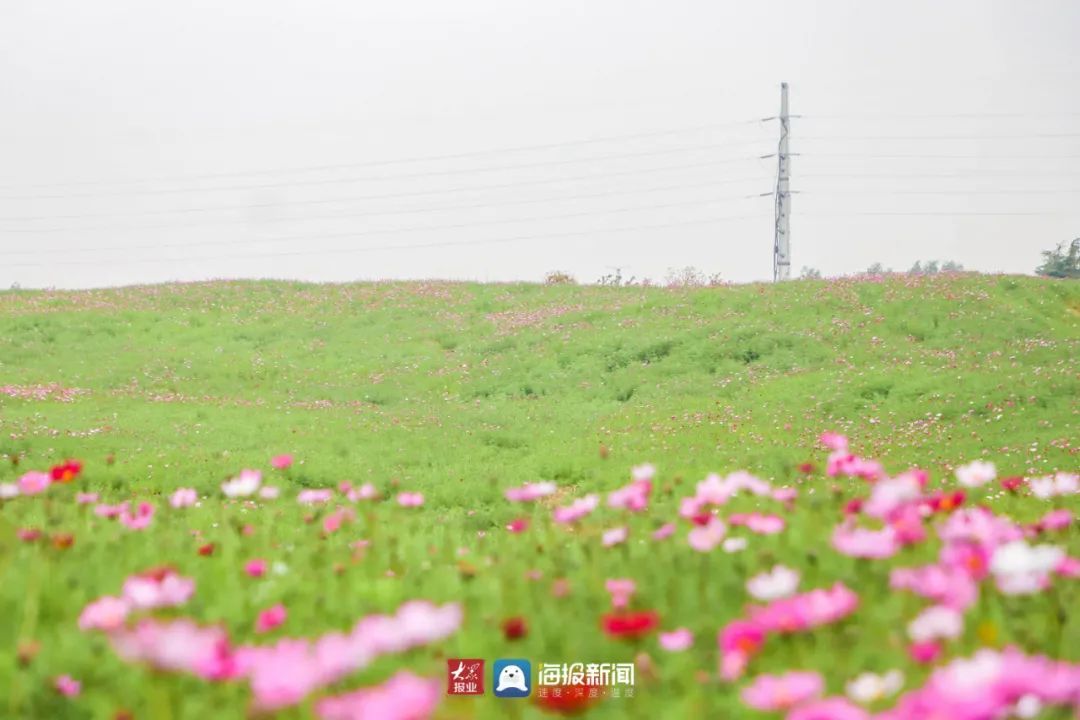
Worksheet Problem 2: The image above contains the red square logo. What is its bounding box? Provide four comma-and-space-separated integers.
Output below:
447, 659, 485, 695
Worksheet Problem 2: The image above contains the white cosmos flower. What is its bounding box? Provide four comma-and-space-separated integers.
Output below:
221, 469, 261, 498
956, 460, 996, 488
746, 564, 800, 601
846, 669, 904, 704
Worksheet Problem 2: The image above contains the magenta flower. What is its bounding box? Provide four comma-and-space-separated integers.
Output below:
271, 454, 294, 470
504, 481, 556, 502
297, 488, 334, 505
552, 494, 598, 524
890, 563, 978, 610
316, 670, 440, 720
602, 526, 628, 547
78, 595, 131, 632
122, 569, 195, 609
1037, 509, 1072, 532
396, 492, 424, 507
733, 512, 786, 535
53, 675, 81, 697
652, 522, 676, 540
245, 559, 268, 578
170, 487, 198, 508
908, 640, 942, 664
832, 521, 899, 559
255, 604, 287, 634
17, 471, 50, 495
740, 671, 823, 711
110, 618, 234, 681
718, 620, 766, 680
607, 476, 652, 512
658, 627, 693, 652
788, 697, 868, 720
505, 517, 529, 533
688, 517, 727, 552
749, 583, 859, 634
118, 501, 155, 530
605, 578, 636, 608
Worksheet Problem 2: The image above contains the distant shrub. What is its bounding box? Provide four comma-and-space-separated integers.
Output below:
544, 270, 577, 285
1036, 239, 1079, 279
800, 267, 822, 279
664, 266, 724, 288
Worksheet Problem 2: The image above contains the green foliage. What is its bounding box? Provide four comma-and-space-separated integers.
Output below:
1036, 238, 1080, 279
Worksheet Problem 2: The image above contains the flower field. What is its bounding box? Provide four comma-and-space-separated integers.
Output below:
0, 274, 1077, 719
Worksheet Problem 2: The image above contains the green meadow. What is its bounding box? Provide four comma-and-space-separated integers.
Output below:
0, 274, 1077, 719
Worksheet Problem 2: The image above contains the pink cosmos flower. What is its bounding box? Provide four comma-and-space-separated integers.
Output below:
255, 604, 287, 634
788, 697, 869, 720
170, 488, 198, 508
890, 563, 978, 610
747, 565, 800, 601
298, 489, 334, 505
888, 504, 927, 546
819, 432, 848, 451
864, 474, 922, 518
907, 605, 963, 643
1037, 509, 1072, 532
602, 526, 628, 547
688, 517, 727, 552
18, 471, 50, 495
940, 541, 990, 580
110, 618, 235, 681
54, 675, 81, 697
652, 522, 676, 540
955, 460, 996, 488
222, 469, 262, 498
122, 569, 195, 609
658, 627, 693, 652
94, 502, 125, 518
607, 478, 652, 512
118, 501, 155, 530
718, 620, 766, 680
831, 522, 899, 559
347, 483, 377, 502
75, 492, 98, 504
552, 494, 598, 524
605, 578, 636, 609
939, 507, 1023, 550
731, 512, 786, 535
908, 640, 942, 664
271, 454, 293, 470
78, 595, 130, 632
316, 670, 440, 720
772, 487, 798, 503
259, 486, 280, 500
323, 508, 354, 534
245, 559, 268, 578
396, 492, 424, 507
504, 481, 556, 502
749, 583, 859, 634
741, 671, 823, 711
505, 517, 529, 533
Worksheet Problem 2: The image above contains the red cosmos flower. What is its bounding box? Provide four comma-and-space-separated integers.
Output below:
601, 610, 660, 639
798, 462, 815, 475
506, 518, 529, 533
197, 542, 216, 557
1000, 476, 1025, 493
50, 460, 83, 483
843, 498, 864, 516
51, 533, 75, 550
502, 616, 528, 640
927, 491, 966, 514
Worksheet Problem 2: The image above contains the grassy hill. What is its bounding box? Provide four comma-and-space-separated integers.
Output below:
0, 274, 1077, 719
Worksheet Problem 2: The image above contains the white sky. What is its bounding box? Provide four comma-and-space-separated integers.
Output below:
1, 0, 1078, 289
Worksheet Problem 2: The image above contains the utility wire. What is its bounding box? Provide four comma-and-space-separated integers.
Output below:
0, 161, 771, 223
0, 116, 776, 190
1, 213, 772, 268
0, 193, 771, 257
0, 142, 773, 201
0, 178, 767, 234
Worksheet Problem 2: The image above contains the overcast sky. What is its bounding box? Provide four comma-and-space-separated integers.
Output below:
1, 0, 1078, 289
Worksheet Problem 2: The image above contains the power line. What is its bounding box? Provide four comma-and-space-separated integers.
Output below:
800, 153, 1080, 160
0, 116, 776, 190
799, 171, 1080, 179
0, 161, 771, 223
796, 188, 1080, 196
0, 142, 773, 201
797, 112, 1080, 120
799, 133, 1080, 140
0, 178, 767, 234
801, 210, 1079, 217
1, 212, 772, 268
0, 193, 771, 257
